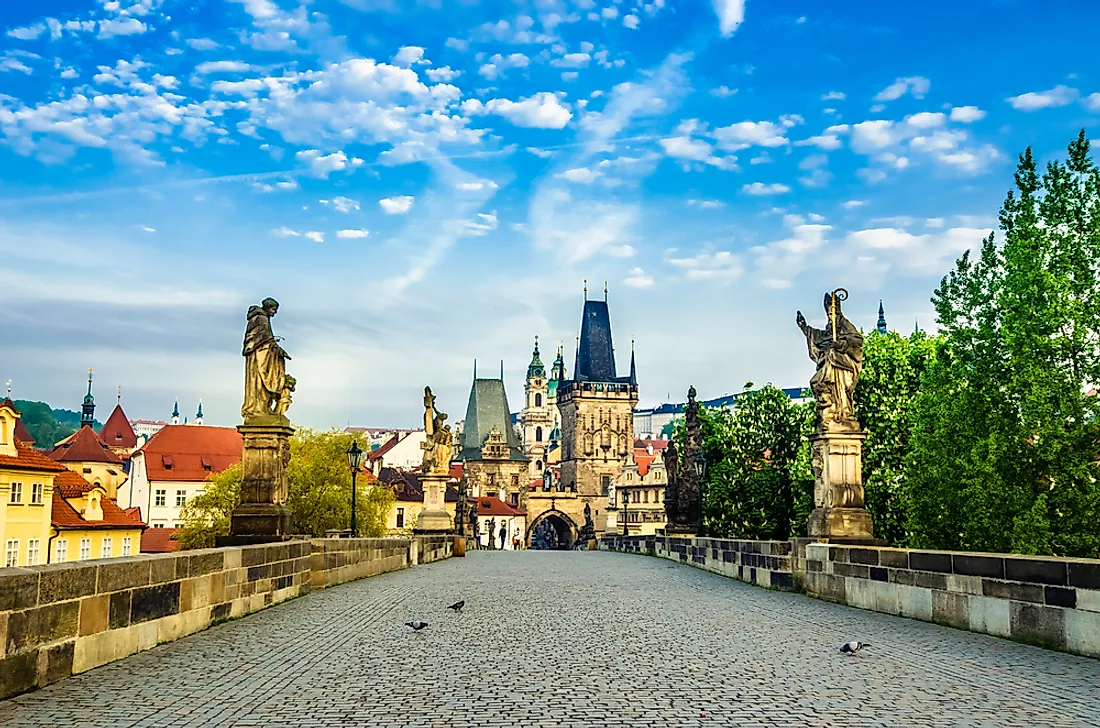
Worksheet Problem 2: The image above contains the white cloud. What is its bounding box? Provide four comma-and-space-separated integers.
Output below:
602, 6, 619, 19
950, 105, 986, 122
186, 38, 219, 50
850, 120, 897, 153
606, 244, 635, 258
821, 91, 845, 101
670, 250, 742, 280
336, 229, 370, 239
425, 66, 460, 82
140, 226, 156, 233
623, 14, 640, 29
874, 76, 930, 102
1007, 85, 1078, 111
1084, 94, 1100, 112
659, 135, 730, 168
841, 200, 865, 209
710, 85, 738, 98
551, 53, 591, 69
712, 0, 746, 37
322, 196, 360, 213
195, 60, 254, 74
392, 46, 425, 67
713, 121, 790, 150
461, 211, 499, 237
253, 179, 299, 193
905, 111, 946, 129
741, 182, 791, 196
925, 217, 945, 228
0, 57, 33, 74
482, 92, 572, 129
623, 267, 653, 288
273, 226, 300, 237
295, 149, 364, 178
456, 180, 498, 191
687, 199, 724, 208
98, 18, 148, 39
379, 195, 415, 214
7, 25, 45, 40
857, 168, 887, 184
557, 167, 600, 183
843, 226, 986, 275
304, 231, 324, 243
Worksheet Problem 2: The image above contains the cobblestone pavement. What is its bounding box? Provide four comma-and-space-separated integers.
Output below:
3, 551, 1100, 728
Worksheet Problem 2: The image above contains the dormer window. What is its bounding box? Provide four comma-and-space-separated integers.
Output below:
162, 455, 174, 469
201, 456, 213, 471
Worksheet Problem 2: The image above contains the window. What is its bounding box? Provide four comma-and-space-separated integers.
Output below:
601, 475, 611, 496
101, 537, 113, 558
201, 456, 213, 471
5, 539, 19, 567
79, 538, 91, 561
535, 393, 542, 407
535, 426, 543, 442
161, 455, 174, 469
55, 539, 68, 563
27, 539, 40, 566
396, 508, 405, 528
643, 490, 649, 503
30, 482, 43, 505
510, 493, 519, 506
122, 536, 132, 557
9, 482, 22, 504
175, 490, 187, 507
155, 489, 166, 507
153, 523, 165, 528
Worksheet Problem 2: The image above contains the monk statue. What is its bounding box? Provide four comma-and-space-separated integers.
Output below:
421, 386, 454, 476
797, 289, 864, 432
242, 298, 294, 421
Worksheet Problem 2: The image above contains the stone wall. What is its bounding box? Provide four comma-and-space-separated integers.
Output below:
1, 536, 452, 699
801, 543, 1100, 658
601, 534, 796, 591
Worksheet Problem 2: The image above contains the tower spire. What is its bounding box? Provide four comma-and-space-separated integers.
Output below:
583, 279, 588, 301
474, 359, 477, 379
629, 337, 637, 385
500, 360, 504, 381
172, 399, 180, 425
117, 385, 121, 404
877, 300, 888, 334
81, 368, 96, 427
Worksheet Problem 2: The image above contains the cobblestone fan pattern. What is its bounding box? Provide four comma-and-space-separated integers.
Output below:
2, 551, 1099, 728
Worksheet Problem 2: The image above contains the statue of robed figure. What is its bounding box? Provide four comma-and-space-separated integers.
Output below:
242, 298, 294, 421
797, 289, 864, 432
421, 387, 454, 476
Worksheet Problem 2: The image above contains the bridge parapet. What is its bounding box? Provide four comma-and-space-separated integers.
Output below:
0, 535, 451, 700
601, 534, 795, 591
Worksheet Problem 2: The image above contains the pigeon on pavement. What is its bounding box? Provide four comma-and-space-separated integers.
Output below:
447, 600, 465, 613
405, 621, 429, 631
839, 640, 870, 656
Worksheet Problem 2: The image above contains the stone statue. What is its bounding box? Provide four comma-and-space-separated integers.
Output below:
420, 386, 454, 476
468, 504, 479, 547
580, 502, 595, 540
796, 290, 864, 432
664, 438, 680, 525
486, 517, 496, 550
241, 298, 294, 421
677, 386, 702, 528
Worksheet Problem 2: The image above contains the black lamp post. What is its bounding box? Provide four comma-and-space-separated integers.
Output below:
621, 486, 629, 536
694, 452, 708, 538
346, 440, 364, 538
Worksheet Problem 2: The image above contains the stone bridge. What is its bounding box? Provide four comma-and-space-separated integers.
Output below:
2, 549, 1098, 727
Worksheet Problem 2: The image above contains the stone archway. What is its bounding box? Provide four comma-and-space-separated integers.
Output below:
527, 511, 577, 550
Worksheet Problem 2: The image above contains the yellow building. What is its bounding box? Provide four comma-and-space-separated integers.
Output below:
1, 398, 65, 567
49, 371, 128, 500
50, 469, 145, 562
610, 443, 669, 536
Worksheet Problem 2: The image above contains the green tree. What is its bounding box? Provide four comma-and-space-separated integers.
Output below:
677, 385, 812, 540
13, 400, 79, 447
907, 131, 1100, 557
178, 429, 395, 549
854, 329, 937, 545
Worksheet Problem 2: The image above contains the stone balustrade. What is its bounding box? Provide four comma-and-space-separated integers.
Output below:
601, 534, 1100, 659
0, 535, 452, 699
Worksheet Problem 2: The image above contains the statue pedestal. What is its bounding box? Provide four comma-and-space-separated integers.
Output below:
664, 524, 697, 537
413, 473, 453, 534
220, 419, 294, 545
807, 431, 874, 539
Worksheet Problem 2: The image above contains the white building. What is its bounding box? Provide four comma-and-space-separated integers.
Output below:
121, 425, 242, 529
365, 430, 427, 470
470, 496, 527, 550
633, 387, 812, 439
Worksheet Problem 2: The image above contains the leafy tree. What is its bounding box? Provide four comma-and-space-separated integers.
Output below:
853, 329, 937, 545
677, 385, 812, 540
178, 428, 394, 549
907, 131, 1100, 557
12, 400, 85, 447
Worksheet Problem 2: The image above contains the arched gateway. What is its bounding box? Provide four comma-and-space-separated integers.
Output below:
527, 511, 577, 550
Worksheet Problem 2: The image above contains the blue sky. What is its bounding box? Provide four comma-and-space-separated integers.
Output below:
1, 0, 1098, 430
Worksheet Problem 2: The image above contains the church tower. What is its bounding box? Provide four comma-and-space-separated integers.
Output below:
521, 337, 552, 476
877, 300, 888, 334
194, 401, 204, 426
526, 283, 638, 544
81, 369, 96, 428
171, 400, 180, 426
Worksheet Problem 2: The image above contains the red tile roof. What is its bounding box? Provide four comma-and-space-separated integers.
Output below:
51, 491, 146, 530
54, 468, 97, 497
50, 426, 123, 464
138, 425, 242, 482
100, 404, 138, 449
0, 439, 69, 473
368, 435, 400, 462
141, 527, 181, 553
634, 448, 657, 478
634, 438, 670, 451
471, 495, 526, 517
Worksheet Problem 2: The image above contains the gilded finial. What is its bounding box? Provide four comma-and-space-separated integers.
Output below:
604, 280, 608, 301
5, 380, 10, 397
583, 279, 588, 299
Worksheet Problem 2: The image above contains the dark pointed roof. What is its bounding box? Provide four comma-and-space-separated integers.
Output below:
877, 300, 888, 334
527, 337, 545, 380
101, 403, 137, 449
50, 425, 123, 465
459, 377, 527, 462
574, 299, 633, 384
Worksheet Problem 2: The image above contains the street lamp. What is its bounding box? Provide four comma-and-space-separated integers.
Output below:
346, 440, 364, 538
455, 479, 467, 536
621, 486, 629, 536
694, 452, 708, 538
